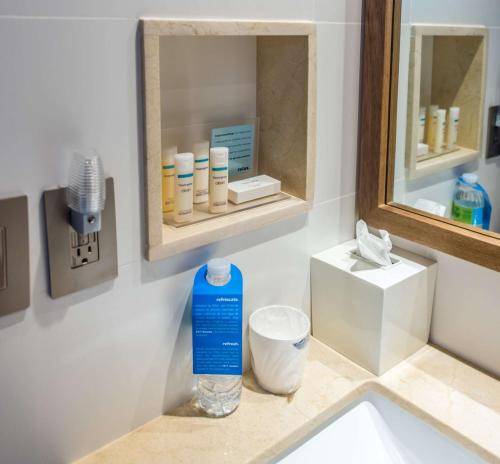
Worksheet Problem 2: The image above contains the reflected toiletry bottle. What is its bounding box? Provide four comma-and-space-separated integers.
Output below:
162, 145, 177, 213
434, 109, 447, 154
193, 259, 243, 417
209, 147, 229, 214
426, 105, 439, 151
447, 107, 460, 151
174, 152, 194, 223
418, 107, 426, 143
193, 141, 210, 204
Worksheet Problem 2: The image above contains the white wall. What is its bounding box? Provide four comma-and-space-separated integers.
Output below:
160, 36, 257, 129
0, 1, 361, 463
160, 36, 258, 158
392, 235, 500, 378
394, 0, 500, 231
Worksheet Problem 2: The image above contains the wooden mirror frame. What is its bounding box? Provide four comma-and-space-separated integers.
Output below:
358, 0, 500, 271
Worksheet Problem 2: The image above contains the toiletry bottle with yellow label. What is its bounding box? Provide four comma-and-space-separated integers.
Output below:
162, 145, 177, 213
193, 141, 210, 204
174, 152, 194, 223
209, 147, 229, 214
426, 105, 439, 151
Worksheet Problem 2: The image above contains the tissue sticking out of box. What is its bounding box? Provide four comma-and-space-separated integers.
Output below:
355, 220, 392, 267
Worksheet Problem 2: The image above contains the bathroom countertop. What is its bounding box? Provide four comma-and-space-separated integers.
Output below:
77, 339, 500, 464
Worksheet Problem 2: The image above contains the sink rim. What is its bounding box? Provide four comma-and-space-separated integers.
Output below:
256, 381, 496, 464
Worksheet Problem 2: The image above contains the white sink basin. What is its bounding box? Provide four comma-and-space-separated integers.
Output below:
278, 392, 485, 463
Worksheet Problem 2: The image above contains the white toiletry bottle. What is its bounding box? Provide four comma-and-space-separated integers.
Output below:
162, 145, 177, 213
193, 259, 243, 417
209, 147, 229, 214
193, 141, 210, 204
447, 107, 460, 150
418, 107, 426, 143
174, 152, 194, 223
434, 109, 447, 154
426, 105, 439, 150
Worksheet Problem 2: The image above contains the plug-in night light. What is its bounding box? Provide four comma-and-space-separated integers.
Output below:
66, 150, 106, 234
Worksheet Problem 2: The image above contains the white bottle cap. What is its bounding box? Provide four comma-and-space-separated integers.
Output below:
449, 107, 460, 117
463, 173, 478, 184
174, 152, 193, 174
210, 147, 229, 166
207, 258, 231, 281
162, 145, 177, 163
192, 141, 210, 158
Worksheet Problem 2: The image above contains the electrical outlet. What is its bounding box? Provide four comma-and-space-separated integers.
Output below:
0, 226, 6, 290
70, 231, 99, 268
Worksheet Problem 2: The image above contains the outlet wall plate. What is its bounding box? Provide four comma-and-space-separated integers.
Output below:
486, 105, 500, 159
0, 195, 30, 315
44, 178, 118, 298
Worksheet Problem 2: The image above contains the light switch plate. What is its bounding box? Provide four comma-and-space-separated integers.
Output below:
44, 178, 118, 298
0, 195, 30, 315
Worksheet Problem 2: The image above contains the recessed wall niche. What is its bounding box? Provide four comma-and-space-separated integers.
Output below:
141, 20, 316, 261
405, 25, 487, 179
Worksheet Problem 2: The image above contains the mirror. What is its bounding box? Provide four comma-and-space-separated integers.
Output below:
391, 1, 500, 234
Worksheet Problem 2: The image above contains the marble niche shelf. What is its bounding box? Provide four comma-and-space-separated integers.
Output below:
405, 25, 487, 179
141, 19, 317, 261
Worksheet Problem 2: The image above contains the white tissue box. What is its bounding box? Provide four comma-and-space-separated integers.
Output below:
311, 240, 437, 375
228, 175, 281, 204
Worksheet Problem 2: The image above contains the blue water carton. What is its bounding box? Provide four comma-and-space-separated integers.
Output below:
192, 263, 243, 376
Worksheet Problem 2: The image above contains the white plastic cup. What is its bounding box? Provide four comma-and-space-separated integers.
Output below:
249, 305, 310, 395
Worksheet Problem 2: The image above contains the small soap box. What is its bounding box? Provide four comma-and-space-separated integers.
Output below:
228, 175, 280, 204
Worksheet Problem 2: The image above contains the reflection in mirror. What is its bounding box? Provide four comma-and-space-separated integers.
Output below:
392, 1, 500, 233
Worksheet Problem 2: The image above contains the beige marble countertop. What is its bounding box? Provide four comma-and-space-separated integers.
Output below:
77, 339, 500, 464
